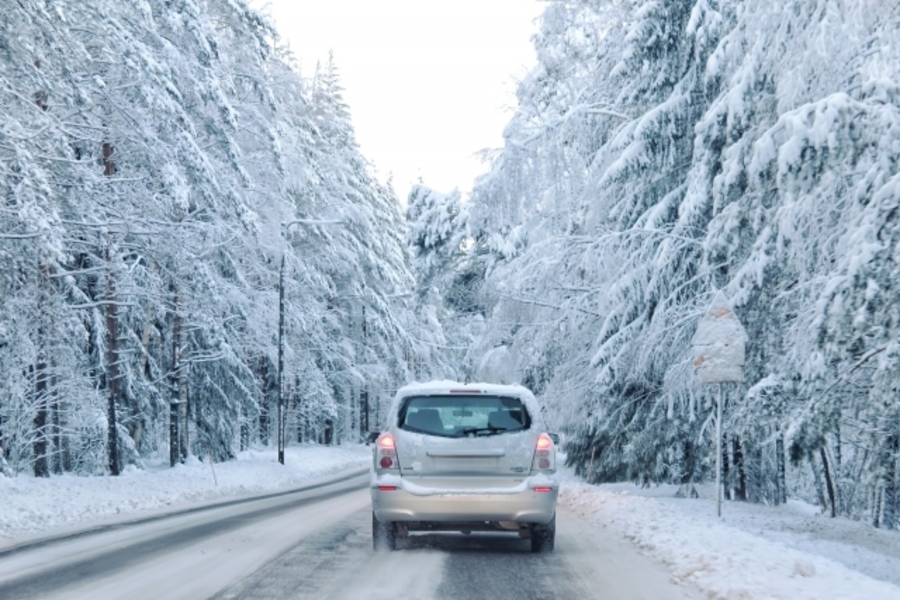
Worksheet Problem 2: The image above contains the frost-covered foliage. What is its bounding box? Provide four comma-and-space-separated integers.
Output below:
0, 0, 419, 474
468, 0, 900, 527
402, 184, 479, 382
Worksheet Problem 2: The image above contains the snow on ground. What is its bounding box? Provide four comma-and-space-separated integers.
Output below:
0, 444, 370, 545
558, 472, 900, 600
4, 444, 900, 600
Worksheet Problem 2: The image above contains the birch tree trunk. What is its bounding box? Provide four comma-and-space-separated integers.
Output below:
32, 260, 50, 477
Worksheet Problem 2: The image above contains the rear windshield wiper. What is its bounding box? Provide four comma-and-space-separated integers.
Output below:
457, 426, 504, 437
401, 424, 455, 438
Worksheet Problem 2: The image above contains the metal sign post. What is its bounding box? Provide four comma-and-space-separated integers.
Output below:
691, 292, 747, 517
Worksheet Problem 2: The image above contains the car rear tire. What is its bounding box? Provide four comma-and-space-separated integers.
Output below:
530, 513, 556, 553
372, 512, 397, 551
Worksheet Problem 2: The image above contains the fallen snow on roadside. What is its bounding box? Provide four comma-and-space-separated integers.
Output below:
0, 445, 370, 542
559, 479, 900, 600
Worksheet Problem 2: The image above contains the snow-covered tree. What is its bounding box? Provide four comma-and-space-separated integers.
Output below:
467, 0, 900, 527
0, 0, 421, 475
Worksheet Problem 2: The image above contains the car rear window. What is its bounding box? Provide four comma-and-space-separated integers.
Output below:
398, 395, 531, 438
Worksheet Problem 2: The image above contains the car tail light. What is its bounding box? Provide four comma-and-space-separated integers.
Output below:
533, 486, 553, 493
375, 433, 399, 471
532, 433, 556, 472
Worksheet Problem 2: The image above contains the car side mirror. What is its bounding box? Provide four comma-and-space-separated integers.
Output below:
548, 433, 560, 445
365, 431, 381, 445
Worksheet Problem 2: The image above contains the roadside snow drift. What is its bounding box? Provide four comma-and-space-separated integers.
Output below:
0, 445, 370, 543
559, 481, 900, 600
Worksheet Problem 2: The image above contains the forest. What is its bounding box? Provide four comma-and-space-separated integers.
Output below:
2, 0, 898, 530
0, 0, 442, 475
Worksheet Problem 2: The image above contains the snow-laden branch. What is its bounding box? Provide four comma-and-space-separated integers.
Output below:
819, 344, 890, 399
0, 232, 41, 239
507, 103, 631, 148
498, 292, 602, 318
283, 219, 345, 228
68, 300, 138, 309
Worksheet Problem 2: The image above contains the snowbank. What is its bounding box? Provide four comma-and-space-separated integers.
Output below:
0, 445, 370, 543
559, 478, 900, 600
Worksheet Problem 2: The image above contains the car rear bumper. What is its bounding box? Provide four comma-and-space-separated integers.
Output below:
371, 475, 558, 524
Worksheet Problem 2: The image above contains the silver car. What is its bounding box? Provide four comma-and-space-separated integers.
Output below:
370, 381, 559, 552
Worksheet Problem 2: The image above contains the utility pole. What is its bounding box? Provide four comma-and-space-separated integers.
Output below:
361, 305, 369, 435
278, 219, 343, 464
277, 254, 286, 465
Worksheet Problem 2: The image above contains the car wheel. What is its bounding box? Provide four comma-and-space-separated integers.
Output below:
372, 512, 397, 551
530, 513, 556, 553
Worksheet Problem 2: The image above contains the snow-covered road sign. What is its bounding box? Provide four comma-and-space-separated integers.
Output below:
691, 292, 747, 384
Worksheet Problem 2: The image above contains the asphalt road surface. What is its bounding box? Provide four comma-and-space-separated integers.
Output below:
0, 471, 697, 600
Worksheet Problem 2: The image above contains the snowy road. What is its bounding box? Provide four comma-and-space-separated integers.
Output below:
213, 505, 696, 600
0, 471, 696, 600
0, 469, 371, 600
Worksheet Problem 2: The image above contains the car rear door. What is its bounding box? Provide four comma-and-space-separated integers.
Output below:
393, 392, 536, 491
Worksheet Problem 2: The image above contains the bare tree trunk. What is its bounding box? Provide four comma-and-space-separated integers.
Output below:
882, 433, 899, 530
104, 251, 121, 476
60, 397, 71, 472
834, 427, 843, 514
259, 407, 269, 446
733, 436, 747, 501
820, 447, 836, 517
722, 432, 731, 501
51, 383, 61, 475
132, 304, 155, 455
810, 452, 828, 513
32, 363, 49, 477
169, 284, 183, 467
675, 440, 698, 498
179, 383, 189, 462
776, 431, 787, 505
324, 418, 333, 446
873, 486, 883, 528
32, 262, 50, 477
102, 140, 121, 476
240, 403, 250, 451
0, 411, 8, 465
748, 443, 762, 504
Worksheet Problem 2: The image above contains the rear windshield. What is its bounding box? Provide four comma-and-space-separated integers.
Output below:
398, 394, 531, 438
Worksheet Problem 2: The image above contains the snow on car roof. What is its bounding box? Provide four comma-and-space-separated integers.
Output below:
388, 380, 543, 426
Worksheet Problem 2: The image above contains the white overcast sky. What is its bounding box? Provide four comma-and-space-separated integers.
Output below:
257, 0, 543, 200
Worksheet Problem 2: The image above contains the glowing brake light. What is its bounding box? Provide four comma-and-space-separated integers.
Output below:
375, 433, 398, 470
533, 433, 556, 472
533, 486, 553, 493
